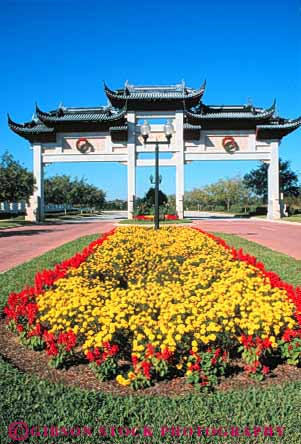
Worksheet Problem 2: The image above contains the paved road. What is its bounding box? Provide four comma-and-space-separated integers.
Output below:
0, 220, 115, 273
193, 219, 301, 259
1, 216, 300, 273
185, 210, 236, 219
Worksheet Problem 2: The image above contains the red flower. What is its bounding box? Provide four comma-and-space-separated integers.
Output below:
141, 361, 152, 379
47, 342, 58, 356
58, 330, 77, 351
282, 329, 301, 342
262, 365, 270, 375
146, 343, 155, 358
214, 348, 221, 358
132, 354, 138, 366
160, 348, 173, 361
103, 342, 119, 356
28, 323, 43, 337
191, 363, 200, 371
261, 337, 272, 349
241, 335, 254, 349
165, 214, 178, 220
43, 330, 54, 343
86, 351, 95, 362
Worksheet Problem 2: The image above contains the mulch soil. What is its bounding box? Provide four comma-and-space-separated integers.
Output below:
1, 320, 301, 397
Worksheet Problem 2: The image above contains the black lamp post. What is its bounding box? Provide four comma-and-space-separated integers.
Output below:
140, 120, 174, 229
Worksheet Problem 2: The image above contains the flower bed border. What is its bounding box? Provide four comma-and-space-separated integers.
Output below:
191, 227, 301, 325
3, 226, 301, 388
134, 214, 178, 221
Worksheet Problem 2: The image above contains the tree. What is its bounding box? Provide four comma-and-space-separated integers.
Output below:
205, 177, 247, 212
44, 175, 106, 214
243, 159, 300, 202
184, 177, 256, 212
0, 152, 34, 203
185, 188, 214, 210
134, 188, 169, 215
44, 175, 74, 214
79, 184, 105, 211
143, 187, 168, 207
104, 199, 127, 210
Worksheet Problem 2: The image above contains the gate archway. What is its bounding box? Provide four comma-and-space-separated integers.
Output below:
8, 80, 301, 221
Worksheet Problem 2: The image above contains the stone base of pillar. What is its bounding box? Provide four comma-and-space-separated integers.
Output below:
267, 200, 281, 220
279, 193, 288, 217
127, 196, 135, 220
176, 197, 184, 220
25, 195, 44, 222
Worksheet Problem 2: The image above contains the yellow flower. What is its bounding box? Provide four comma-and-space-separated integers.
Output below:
35, 226, 296, 363
116, 375, 131, 386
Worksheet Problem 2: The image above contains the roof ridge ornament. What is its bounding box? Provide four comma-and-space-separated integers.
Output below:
31, 112, 39, 124
272, 98, 277, 116
7, 113, 20, 127
58, 102, 66, 112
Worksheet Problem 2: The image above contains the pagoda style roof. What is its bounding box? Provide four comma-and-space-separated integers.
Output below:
184, 123, 203, 140
104, 80, 206, 110
8, 105, 127, 143
184, 100, 301, 139
8, 115, 56, 143
256, 117, 301, 140
8, 81, 300, 143
36, 104, 127, 131
185, 101, 276, 130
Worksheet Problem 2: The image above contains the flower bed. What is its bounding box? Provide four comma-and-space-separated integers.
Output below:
134, 214, 178, 221
4, 226, 301, 390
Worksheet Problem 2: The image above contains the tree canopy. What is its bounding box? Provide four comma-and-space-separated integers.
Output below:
185, 177, 254, 212
243, 159, 300, 202
135, 187, 169, 214
143, 187, 168, 207
44, 175, 105, 211
0, 152, 35, 203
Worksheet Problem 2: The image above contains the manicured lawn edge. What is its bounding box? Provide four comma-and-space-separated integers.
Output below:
0, 234, 100, 310
1, 355, 301, 443
213, 232, 301, 288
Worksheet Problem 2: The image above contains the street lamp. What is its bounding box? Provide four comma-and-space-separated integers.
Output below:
140, 119, 174, 229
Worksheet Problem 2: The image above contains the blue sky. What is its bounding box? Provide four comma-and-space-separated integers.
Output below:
0, 0, 300, 199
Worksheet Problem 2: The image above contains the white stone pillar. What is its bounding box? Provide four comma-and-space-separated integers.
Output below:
267, 140, 281, 220
25, 144, 44, 222
127, 112, 136, 219
175, 111, 184, 219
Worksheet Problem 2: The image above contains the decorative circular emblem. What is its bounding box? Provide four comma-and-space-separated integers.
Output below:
222, 136, 239, 154
76, 138, 94, 153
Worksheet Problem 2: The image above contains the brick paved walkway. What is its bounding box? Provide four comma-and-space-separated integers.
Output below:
0, 220, 115, 273
1, 219, 300, 273
193, 219, 301, 259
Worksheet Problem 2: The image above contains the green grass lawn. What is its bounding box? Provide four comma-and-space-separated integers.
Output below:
0, 212, 102, 228
0, 215, 32, 229
253, 214, 301, 223
285, 214, 301, 223
0, 234, 99, 311
214, 232, 301, 288
1, 231, 301, 443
